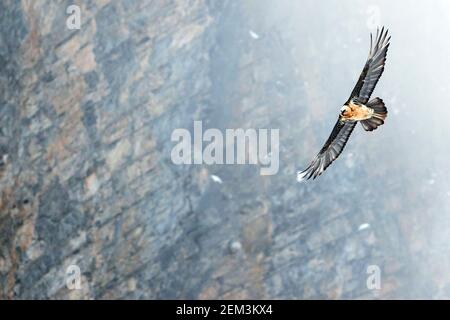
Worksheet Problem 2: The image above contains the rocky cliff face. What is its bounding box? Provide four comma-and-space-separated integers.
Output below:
1, 0, 450, 299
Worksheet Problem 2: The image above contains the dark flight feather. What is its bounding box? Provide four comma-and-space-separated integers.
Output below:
298, 119, 357, 180
347, 27, 390, 104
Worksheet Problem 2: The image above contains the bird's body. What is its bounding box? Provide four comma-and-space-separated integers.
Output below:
341, 100, 373, 121
298, 27, 391, 181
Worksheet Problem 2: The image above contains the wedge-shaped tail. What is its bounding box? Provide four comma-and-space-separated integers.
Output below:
361, 97, 388, 131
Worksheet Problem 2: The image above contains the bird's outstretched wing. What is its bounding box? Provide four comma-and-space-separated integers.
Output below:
298, 119, 357, 180
347, 27, 391, 104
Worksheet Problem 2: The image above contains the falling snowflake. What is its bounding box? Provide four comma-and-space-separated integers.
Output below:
249, 30, 260, 39
358, 223, 370, 231
229, 241, 242, 254
210, 174, 223, 184
345, 152, 355, 168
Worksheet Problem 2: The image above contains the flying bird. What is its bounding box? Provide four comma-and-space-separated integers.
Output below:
297, 27, 390, 181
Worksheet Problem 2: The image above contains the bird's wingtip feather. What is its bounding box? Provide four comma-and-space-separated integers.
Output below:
297, 170, 308, 182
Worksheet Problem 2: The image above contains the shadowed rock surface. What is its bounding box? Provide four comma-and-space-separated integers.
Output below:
1, 0, 450, 299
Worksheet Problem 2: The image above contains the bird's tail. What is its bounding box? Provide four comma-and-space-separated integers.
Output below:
361, 97, 388, 131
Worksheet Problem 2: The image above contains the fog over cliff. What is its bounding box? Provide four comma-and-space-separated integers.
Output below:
1, 0, 450, 299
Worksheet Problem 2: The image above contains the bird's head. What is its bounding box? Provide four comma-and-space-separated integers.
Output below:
340, 105, 351, 117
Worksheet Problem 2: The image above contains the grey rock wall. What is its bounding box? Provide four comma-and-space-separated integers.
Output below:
1, 0, 450, 299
